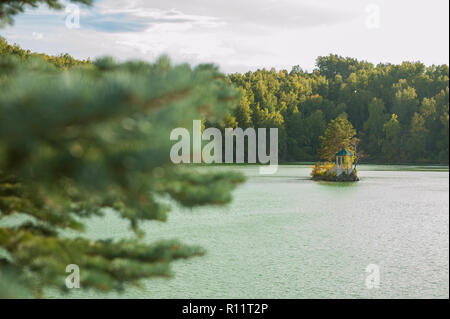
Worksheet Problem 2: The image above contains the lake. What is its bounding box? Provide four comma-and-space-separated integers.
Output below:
66, 164, 449, 299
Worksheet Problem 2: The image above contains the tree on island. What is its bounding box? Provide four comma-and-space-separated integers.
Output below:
318, 114, 359, 162
0, 2, 244, 298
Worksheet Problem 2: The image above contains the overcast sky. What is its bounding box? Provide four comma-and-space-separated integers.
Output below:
1, 0, 449, 73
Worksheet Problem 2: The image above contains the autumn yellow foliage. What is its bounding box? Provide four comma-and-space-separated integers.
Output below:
310, 162, 335, 177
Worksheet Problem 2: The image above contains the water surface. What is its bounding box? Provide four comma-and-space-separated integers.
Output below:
67, 165, 449, 298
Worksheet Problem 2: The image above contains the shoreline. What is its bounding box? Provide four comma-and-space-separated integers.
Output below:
187, 163, 450, 170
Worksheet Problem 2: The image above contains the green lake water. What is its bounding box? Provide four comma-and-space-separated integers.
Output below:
63, 165, 449, 299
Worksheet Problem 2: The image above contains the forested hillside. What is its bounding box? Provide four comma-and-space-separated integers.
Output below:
0, 36, 90, 68
1, 36, 448, 165
226, 56, 449, 163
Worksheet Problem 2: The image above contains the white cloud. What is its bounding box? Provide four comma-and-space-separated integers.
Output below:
2, 0, 449, 73
32, 32, 43, 39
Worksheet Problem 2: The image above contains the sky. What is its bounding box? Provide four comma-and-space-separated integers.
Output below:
1, 0, 449, 73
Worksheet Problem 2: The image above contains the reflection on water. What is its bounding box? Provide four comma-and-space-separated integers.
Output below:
61, 165, 449, 299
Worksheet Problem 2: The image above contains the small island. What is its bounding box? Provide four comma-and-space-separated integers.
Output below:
311, 148, 360, 182
311, 115, 361, 182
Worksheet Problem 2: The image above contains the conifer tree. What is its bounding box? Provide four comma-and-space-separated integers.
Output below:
0, 4, 245, 297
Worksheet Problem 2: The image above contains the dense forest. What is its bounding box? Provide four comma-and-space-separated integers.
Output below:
2, 35, 449, 164
225, 57, 449, 163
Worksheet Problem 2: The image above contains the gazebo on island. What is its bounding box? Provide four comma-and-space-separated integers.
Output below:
330, 148, 354, 176
311, 148, 359, 182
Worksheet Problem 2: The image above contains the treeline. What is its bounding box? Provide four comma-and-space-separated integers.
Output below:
2, 36, 448, 164
0, 36, 90, 68
225, 55, 449, 163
